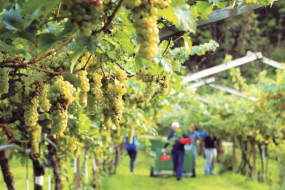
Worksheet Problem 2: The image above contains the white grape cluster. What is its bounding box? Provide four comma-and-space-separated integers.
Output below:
29, 125, 42, 155
0, 68, 10, 97
87, 71, 103, 114
63, 0, 104, 36
123, 0, 171, 60
24, 96, 39, 127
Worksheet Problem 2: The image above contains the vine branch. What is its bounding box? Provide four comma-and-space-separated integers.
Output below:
92, 0, 123, 34
162, 38, 171, 57
44, 16, 70, 23
29, 34, 77, 64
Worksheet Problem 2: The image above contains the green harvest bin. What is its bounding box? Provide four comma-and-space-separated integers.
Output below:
149, 138, 165, 151
150, 148, 193, 177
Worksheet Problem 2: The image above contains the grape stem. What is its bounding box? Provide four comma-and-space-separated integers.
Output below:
83, 55, 92, 70
28, 34, 78, 64
162, 38, 171, 57
92, 0, 124, 35
44, 16, 70, 23
99, 53, 106, 78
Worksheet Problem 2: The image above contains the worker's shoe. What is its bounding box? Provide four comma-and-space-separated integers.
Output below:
191, 169, 196, 178
176, 177, 181, 181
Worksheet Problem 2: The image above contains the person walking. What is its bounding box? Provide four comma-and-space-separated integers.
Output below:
203, 134, 218, 175
184, 123, 200, 178
125, 134, 139, 173
163, 122, 188, 180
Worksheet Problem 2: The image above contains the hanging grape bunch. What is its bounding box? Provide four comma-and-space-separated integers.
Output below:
63, 0, 104, 36
124, 0, 171, 60
48, 76, 76, 137
158, 75, 170, 96
136, 67, 158, 103
28, 125, 42, 155
87, 71, 104, 114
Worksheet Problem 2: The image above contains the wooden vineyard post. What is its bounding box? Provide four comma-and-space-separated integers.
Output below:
232, 137, 235, 170
74, 157, 80, 189
252, 136, 256, 181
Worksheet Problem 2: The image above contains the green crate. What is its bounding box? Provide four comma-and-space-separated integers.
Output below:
150, 148, 193, 177
149, 138, 165, 151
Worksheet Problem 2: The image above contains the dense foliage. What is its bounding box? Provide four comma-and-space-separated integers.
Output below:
0, 0, 276, 189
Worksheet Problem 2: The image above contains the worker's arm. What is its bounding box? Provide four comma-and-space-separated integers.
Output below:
163, 131, 174, 149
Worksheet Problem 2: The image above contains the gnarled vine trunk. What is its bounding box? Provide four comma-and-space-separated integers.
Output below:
0, 150, 16, 190
30, 155, 45, 190
48, 144, 61, 190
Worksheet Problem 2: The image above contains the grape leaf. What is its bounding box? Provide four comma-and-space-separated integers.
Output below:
196, 1, 213, 20
69, 42, 87, 72
0, 40, 28, 56
171, 0, 188, 7
2, 8, 24, 30
217, 2, 228, 9
114, 30, 134, 56
37, 33, 57, 56
158, 6, 178, 25
182, 35, 192, 55
135, 54, 143, 70
258, 0, 269, 5
21, 0, 60, 24
174, 5, 196, 33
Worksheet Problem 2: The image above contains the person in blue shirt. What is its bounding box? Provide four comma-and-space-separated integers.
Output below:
125, 134, 139, 172
184, 123, 200, 178
163, 122, 187, 180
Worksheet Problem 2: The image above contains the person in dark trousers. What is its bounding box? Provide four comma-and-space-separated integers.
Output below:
184, 123, 200, 178
163, 122, 187, 180
203, 134, 218, 175
125, 134, 139, 172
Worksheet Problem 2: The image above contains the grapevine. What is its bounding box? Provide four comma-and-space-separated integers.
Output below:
0, 68, 9, 98
124, 0, 171, 60
29, 125, 42, 155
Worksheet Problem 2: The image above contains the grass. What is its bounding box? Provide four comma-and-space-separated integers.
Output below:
0, 149, 280, 190
102, 150, 276, 190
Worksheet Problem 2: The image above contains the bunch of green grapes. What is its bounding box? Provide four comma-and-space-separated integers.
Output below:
136, 68, 159, 102
24, 96, 39, 127
68, 101, 80, 115
143, 81, 157, 102
0, 68, 10, 97
105, 83, 127, 127
87, 71, 103, 114
79, 91, 87, 107
63, 0, 104, 36
39, 84, 51, 112
136, 67, 151, 82
67, 136, 80, 152
29, 125, 42, 155
158, 75, 170, 96
124, 0, 171, 60
49, 76, 75, 106
21, 72, 46, 97
38, 52, 69, 72
114, 68, 127, 83
101, 130, 112, 147
51, 104, 68, 137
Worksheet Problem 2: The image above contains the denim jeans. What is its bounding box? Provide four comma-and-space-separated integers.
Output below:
127, 148, 137, 172
204, 148, 217, 174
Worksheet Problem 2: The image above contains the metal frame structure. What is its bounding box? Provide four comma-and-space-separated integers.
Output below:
159, 2, 263, 41
186, 51, 282, 104
183, 51, 282, 84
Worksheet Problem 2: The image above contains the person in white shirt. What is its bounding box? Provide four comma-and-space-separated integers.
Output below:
184, 123, 200, 177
